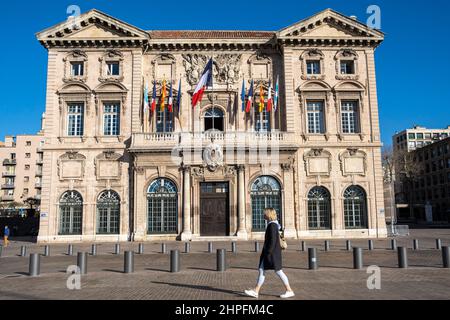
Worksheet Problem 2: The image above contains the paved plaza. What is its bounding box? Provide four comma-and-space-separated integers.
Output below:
0, 229, 450, 300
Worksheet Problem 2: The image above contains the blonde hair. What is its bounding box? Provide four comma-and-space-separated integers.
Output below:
264, 208, 278, 221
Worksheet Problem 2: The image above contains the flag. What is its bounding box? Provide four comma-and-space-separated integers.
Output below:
274, 75, 279, 113
245, 80, 254, 113
192, 58, 213, 108
259, 83, 265, 113
151, 82, 157, 113
143, 82, 149, 114
176, 79, 182, 117
241, 79, 246, 112
160, 79, 167, 111
168, 82, 173, 113
267, 80, 273, 112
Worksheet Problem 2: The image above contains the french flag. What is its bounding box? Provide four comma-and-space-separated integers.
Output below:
168, 83, 174, 113
151, 82, 157, 113
245, 80, 254, 113
267, 80, 273, 112
192, 58, 213, 108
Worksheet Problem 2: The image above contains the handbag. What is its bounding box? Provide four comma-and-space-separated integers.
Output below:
279, 229, 288, 250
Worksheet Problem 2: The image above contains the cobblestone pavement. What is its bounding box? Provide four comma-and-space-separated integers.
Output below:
0, 229, 449, 300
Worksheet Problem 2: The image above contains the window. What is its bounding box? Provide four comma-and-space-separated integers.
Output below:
24, 165, 30, 170
147, 178, 178, 234
308, 187, 331, 230
424, 133, 432, 139
417, 133, 424, 139
251, 176, 282, 231
70, 62, 84, 76
106, 62, 120, 76
59, 191, 83, 235
204, 108, 224, 132
340, 60, 355, 74
344, 186, 368, 229
306, 60, 321, 75
103, 103, 120, 136
307, 101, 325, 134
25, 153, 31, 158
26, 141, 32, 146
11, 153, 16, 160
408, 141, 416, 150
156, 108, 174, 133
408, 133, 416, 139
5, 177, 14, 186
97, 190, 120, 235
67, 103, 84, 136
341, 101, 359, 133
255, 109, 270, 132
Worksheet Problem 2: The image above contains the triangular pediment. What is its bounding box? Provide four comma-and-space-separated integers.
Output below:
37, 9, 148, 42
278, 8, 384, 40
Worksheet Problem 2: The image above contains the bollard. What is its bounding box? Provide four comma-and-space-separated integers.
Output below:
353, 248, 363, 270
397, 247, 408, 269
184, 242, 190, 254
301, 241, 306, 252
231, 242, 237, 253
44, 245, 50, 257
368, 240, 374, 251
91, 244, 97, 256
68, 244, 73, 256
20, 246, 27, 257
170, 250, 180, 273
124, 251, 134, 274
208, 242, 213, 253
346, 240, 352, 251
436, 239, 442, 250
413, 239, 419, 250
391, 239, 397, 250
138, 243, 144, 255
161, 243, 167, 254
77, 252, 88, 275
217, 249, 226, 272
114, 243, 121, 255
255, 242, 260, 252
324, 240, 330, 252
308, 248, 318, 270
0, 245, 3, 258
442, 247, 450, 268
29, 253, 40, 277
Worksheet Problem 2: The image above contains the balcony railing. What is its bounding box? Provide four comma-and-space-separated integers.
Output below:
2, 172, 16, 177
35, 182, 42, 189
130, 131, 299, 152
36, 159, 44, 165
35, 171, 43, 177
0, 195, 14, 201
1, 184, 15, 189
2, 159, 16, 166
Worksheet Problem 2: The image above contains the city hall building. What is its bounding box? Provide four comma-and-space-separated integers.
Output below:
36, 9, 387, 243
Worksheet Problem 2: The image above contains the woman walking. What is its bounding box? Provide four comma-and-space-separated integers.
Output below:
244, 208, 295, 299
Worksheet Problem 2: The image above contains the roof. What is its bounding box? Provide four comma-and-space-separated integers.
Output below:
149, 30, 275, 39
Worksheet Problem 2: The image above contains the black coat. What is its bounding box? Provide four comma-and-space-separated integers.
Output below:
259, 222, 282, 271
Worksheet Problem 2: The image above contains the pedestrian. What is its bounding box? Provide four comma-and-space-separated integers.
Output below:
3, 225, 10, 247
244, 208, 295, 299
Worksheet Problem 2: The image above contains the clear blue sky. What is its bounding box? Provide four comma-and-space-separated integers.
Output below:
1, 0, 449, 146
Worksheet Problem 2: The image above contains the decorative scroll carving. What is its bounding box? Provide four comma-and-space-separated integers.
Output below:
248, 52, 272, 79
58, 151, 86, 180
334, 49, 359, 81
99, 50, 124, 83
63, 50, 88, 83
300, 49, 325, 80
303, 149, 332, 177
95, 151, 122, 180
339, 148, 367, 177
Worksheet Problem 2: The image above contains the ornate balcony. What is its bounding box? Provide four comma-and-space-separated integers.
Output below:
1, 184, 15, 190
2, 172, 16, 177
2, 159, 16, 166
0, 195, 14, 201
130, 131, 299, 153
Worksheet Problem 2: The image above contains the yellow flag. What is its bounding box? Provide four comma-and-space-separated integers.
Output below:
259, 83, 264, 113
160, 79, 167, 111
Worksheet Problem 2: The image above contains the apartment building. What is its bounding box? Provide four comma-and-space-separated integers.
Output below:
393, 125, 450, 153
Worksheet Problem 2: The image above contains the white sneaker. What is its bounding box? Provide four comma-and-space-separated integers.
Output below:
244, 289, 259, 299
280, 291, 295, 299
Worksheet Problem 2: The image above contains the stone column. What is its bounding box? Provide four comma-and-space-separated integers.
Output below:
237, 165, 248, 239
282, 163, 297, 238
181, 166, 192, 241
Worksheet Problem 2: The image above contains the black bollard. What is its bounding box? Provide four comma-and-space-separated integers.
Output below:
138, 243, 144, 255
413, 239, 419, 250
231, 242, 237, 253
308, 248, 318, 270
77, 252, 88, 275
324, 240, 330, 252
29, 253, 40, 277
442, 247, 450, 268
353, 247, 363, 270
217, 249, 226, 272
171, 250, 180, 273
184, 242, 190, 254
44, 245, 50, 257
124, 251, 134, 274
255, 242, 260, 252
397, 247, 408, 269
208, 242, 213, 253
115, 244, 121, 255
301, 241, 306, 252
20, 246, 27, 257
368, 240, 374, 251
436, 239, 442, 250
68, 244, 73, 256
161, 243, 167, 254
346, 240, 352, 251
91, 244, 97, 256
391, 239, 397, 250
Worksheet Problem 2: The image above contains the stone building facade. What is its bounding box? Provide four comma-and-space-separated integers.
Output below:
36, 9, 387, 243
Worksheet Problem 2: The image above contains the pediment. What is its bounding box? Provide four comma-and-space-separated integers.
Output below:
300, 80, 331, 91
278, 9, 384, 40
66, 24, 123, 39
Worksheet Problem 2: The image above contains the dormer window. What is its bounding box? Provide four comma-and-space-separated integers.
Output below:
71, 62, 84, 77
340, 60, 355, 75
107, 62, 120, 76
306, 60, 321, 75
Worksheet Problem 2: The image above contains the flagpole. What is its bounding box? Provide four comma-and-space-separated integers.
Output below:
211, 54, 214, 132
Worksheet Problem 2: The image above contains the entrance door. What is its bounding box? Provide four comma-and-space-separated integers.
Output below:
200, 182, 229, 236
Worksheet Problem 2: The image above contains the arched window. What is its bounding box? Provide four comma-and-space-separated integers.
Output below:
308, 187, 331, 230
147, 178, 178, 234
251, 176, 282, 231
59, 191, 83, 235
97, 190, 120, 234
343, 186, 368, 229
204, 107, 224, 132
